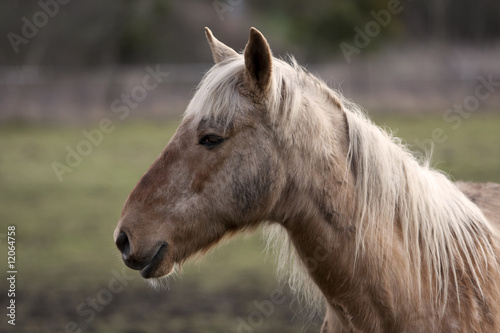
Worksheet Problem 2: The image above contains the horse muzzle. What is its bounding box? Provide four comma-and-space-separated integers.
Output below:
115, 229, 169, 278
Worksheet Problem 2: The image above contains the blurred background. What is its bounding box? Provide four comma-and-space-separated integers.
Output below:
1, 1, 499, 332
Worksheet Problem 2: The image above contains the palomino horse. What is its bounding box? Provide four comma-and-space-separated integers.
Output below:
114, 28, 500, 332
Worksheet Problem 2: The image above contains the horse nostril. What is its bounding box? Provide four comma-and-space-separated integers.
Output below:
115, 231, 130, 260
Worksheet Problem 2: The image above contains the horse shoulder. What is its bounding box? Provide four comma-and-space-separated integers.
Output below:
456, 181, 500, 229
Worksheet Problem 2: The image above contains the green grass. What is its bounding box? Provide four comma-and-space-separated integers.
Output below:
0, 112, 499, 332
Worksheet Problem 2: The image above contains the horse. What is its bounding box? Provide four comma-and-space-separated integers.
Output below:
114, 27, 500, 332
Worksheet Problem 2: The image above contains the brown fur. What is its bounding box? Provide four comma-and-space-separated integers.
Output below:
457, 182, 500, 228
114, 28, 500, 332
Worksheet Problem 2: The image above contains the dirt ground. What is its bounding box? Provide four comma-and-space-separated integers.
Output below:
3, 277, 322, 333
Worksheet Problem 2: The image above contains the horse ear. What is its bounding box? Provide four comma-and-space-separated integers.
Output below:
244, 27, 272, 93
205, 27, 238, 64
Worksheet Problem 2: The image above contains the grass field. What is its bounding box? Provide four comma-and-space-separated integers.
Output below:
1, 112, 499, 333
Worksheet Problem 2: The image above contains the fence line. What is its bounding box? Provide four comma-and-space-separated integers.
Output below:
1, 54, 499, 123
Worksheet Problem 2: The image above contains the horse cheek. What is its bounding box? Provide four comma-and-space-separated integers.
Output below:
230, 154, 274, 222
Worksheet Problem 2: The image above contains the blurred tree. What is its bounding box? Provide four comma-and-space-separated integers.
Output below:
0, 0, 499, 66
400, 0, 500, 43
116, 0, 172, 63
248, 0, 404, 60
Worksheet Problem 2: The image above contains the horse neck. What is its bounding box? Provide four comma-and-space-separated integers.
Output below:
268, 92, 413, 329
269, 91, 500, 331
272, 162, 418, 331
283, 213, 418, 331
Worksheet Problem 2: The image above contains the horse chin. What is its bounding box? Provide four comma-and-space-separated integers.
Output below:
146, 264, 179, 290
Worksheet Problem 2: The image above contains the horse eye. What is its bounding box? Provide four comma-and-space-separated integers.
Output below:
199, 135, 225, 149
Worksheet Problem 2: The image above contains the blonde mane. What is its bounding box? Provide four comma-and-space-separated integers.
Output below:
185, 54, 499, 317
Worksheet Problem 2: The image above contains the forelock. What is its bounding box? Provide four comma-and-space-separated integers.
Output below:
184, 58, 246, 128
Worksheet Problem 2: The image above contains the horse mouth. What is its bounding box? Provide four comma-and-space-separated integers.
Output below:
140, 242, 169, 279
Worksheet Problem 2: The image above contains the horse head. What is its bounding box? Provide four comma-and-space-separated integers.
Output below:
114, 28, 291, 280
